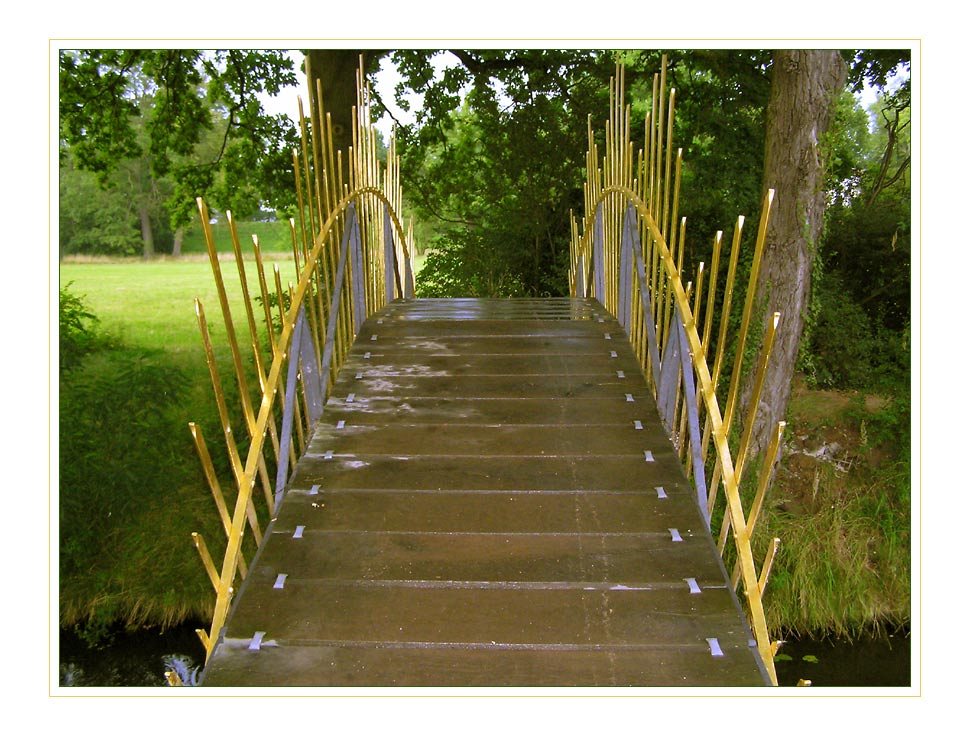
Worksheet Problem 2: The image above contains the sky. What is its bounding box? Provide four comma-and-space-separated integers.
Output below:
263, 49, 905, 143
260, 50, 446, 143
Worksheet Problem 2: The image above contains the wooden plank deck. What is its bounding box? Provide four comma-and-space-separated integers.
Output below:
199, 298, 770, 687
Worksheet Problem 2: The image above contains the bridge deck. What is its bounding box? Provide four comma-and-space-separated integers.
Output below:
200, 298, 770, 687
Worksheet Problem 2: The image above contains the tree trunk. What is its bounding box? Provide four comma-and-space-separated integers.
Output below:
172, 227, 184, 256
139, 201, 155, 259
305, 50, 379, 155
743, 50, 847, 458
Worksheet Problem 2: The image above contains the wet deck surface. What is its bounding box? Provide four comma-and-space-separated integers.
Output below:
200, 298, 769, 687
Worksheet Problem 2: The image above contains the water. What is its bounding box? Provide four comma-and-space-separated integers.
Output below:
58, 623, 911, 688
773, 629, 911, 687
58, 622, 206, 687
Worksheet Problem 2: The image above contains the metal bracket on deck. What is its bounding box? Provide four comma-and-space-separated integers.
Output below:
706, 637, 724, 657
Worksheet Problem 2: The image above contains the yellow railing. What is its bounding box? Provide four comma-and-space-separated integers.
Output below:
187, 57, 413, 661
570, 58, 785, 684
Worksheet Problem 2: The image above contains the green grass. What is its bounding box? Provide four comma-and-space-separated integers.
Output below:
60, 259, 293, 360
178, 219, 296, 255
759, 485, 911, 640
58, 259, 283, 640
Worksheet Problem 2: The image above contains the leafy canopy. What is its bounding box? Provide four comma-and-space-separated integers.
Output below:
59, 49, 301, 226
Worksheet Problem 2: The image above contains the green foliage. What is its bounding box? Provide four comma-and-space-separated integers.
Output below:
59, 282, 110, 371
58, 261, 281, 641
797, 73, 910, 400
392, 49, 618, 297
58, 344, 219, 641
58, 157, 143, 256
415, 231, 527, 298
760, 464, 910, 638
800, 273, 878, 389
664, 50, 771, 270
59, 49, 301, 229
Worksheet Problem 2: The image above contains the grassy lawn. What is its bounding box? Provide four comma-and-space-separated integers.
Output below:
60, 251, 424, 362
60, 258, 294, 364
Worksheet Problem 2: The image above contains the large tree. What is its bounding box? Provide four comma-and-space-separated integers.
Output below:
743, 50, 848, 456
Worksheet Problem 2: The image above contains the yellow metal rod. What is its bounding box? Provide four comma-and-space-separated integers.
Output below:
191, 532, 221, 592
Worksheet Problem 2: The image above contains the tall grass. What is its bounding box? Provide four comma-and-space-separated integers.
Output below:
757, 403, 911, 640
57, 260, 275, 642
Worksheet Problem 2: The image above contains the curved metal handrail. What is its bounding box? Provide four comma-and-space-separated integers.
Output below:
187, 55, 415, 660
569, 59, 786, 683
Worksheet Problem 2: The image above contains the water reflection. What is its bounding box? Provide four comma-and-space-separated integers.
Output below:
59, 622, 205, 687
774, 630, 911, 687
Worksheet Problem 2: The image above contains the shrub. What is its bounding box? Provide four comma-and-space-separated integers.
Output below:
801, 274, 876, 389
59, 282, 107, 371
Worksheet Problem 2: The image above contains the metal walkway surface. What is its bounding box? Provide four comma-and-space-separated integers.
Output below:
199, 298, 770, 687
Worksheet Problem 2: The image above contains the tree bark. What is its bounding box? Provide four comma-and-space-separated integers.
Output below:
305, 50, 388, 156
172, 227, 184, 256
743, 50, 847, 458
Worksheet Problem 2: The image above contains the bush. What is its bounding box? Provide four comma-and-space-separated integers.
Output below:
59, 283, 108, 371
415, 231, 528, 298
59, 344, 220, 642
801, 274, 876, 389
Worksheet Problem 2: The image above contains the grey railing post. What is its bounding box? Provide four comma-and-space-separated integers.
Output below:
656, 312, 681, 432
676, 315, 709, 527
348, 203, 366, 334
321, 202, 358, 382
593, 204, 606, 305
627, 204, 663, 384
574, 251, 585, 299
618, 204, 635, 335
275, 305, 308, 509
383, 205, 399, 302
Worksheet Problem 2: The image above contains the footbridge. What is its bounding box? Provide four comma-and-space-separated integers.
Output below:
185, 57, 786, 687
